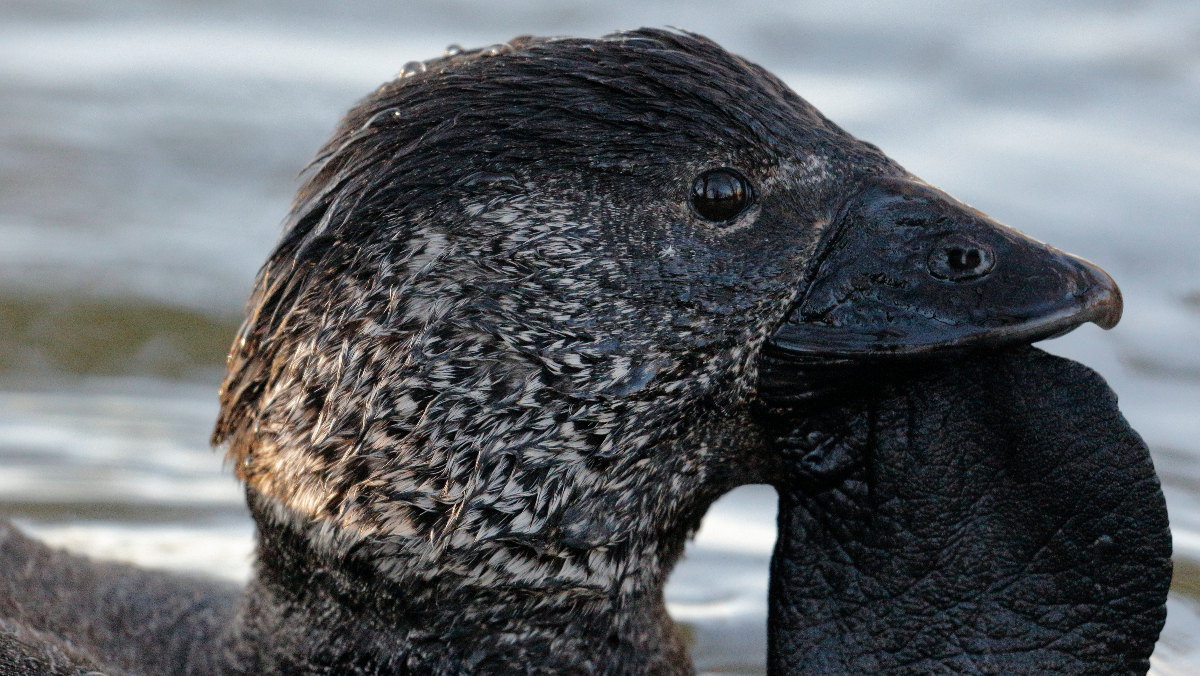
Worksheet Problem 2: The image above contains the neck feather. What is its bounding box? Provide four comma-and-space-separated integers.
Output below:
225, 489, 696, 676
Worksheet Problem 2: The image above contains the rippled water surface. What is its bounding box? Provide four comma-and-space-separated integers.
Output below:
2, 1, 1199, 673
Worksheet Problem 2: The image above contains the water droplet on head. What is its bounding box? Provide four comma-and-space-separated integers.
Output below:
444, 43, 463, 56
480, 43, 512, 57
398, 61, 427, 78
363, 107, 403, 130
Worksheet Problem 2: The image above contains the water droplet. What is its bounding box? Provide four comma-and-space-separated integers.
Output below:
363, 107, 403, 130
444, 43, 463, 56
398, 61, 427, 78
480, 43, 512, 57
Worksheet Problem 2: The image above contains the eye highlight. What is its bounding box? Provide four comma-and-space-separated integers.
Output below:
690, 168, 753, 224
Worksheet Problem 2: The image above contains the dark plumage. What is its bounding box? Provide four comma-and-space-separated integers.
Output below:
210, 29, 870, 675
1, 523, 237, 675
0, 28, 1152, 676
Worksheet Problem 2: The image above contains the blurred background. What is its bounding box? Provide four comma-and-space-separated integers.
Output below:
1, 0, 1198, 673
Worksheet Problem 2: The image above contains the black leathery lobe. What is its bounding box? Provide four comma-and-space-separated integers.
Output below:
765, 347, 1172, 676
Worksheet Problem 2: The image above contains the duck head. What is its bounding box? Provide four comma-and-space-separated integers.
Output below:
216, 29, 887, 672
211, 28, 1136, 675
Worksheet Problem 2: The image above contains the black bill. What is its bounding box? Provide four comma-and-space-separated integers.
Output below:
759, 178, 1123, 402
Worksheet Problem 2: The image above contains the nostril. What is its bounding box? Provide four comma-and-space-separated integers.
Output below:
947, 247, 981, 271
928, 236, 995, 281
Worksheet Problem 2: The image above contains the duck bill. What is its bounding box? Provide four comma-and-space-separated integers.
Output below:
765, 178, 1121, 367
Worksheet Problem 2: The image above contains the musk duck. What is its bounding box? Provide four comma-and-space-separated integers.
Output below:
0, 28, 1158, 676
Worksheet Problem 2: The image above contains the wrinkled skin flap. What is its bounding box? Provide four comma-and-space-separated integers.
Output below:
766, 347, 1172, 676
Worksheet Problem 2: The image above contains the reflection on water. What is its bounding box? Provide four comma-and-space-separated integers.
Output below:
1, 0, 1199, 674
0, 295, 238, 380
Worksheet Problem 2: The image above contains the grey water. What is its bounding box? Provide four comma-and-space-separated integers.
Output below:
1, 1, 1199, 673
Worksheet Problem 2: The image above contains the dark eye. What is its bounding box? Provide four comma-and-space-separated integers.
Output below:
690, 168, 752, 224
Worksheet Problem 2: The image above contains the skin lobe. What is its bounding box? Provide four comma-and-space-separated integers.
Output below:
764, 347, 1171, 676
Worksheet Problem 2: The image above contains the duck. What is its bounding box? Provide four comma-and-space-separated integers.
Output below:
0, 28, 1138, 676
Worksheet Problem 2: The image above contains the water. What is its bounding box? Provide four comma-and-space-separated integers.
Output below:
1, 1, 1199, 673
398, 60, 427, 77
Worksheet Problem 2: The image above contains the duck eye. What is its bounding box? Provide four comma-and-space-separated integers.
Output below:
690, 168, 752, 224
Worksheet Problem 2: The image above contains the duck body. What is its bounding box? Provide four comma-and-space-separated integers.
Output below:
0, 28, 1143, 676
0, 522, 238, 675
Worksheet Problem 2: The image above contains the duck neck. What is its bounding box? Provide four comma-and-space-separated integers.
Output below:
224, 489, 694, 676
